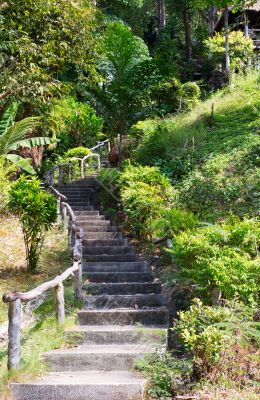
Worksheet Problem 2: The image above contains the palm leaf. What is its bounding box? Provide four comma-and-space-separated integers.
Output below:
0, 102, 19, 137
0, 116, 41, 155
8, 136, 57, 151
5, 154, 36, 174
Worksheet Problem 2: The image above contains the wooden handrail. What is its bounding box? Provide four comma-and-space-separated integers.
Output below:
3, 203, 83, 370
2, 262, 80, 303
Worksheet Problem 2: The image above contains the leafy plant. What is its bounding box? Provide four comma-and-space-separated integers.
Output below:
63, 147, 92, 159
205, 31, 255, 71
0, 103, 55, 173
0, 157, 15, 214
151, 208, 198, 238
121, 182, 165, 238
174, 298, 260, 379
171, 218, 259, 304
8, 176, 57, 272
45, 97, 103, 154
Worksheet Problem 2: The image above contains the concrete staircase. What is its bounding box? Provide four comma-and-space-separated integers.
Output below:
11, 178, 169, 400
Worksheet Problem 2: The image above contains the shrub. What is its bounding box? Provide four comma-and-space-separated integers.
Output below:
8, 176, 57, 272
0, 157, 15, 214
179, 82, 201, 111
171, 218, 259, 304
174, 299, 259, 379
151, 208, 198, 239
64, 147, 92, 159
205, 31, 255, 71
121, 182, 165, 238
45, 97, 103, 154
120, 165, 172, 199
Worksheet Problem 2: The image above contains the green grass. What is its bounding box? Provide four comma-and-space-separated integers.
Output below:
133, 72, 260, 221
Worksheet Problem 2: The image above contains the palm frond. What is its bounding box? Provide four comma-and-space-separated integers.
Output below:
0, 102, 19, 137
0, 117, 41, 155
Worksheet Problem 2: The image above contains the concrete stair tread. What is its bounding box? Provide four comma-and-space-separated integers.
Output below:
79, 307, 168, 314
44, 344, 157, 355
12, 370, 147, 385
83, 272, 154, 283
66, 325, 168, 332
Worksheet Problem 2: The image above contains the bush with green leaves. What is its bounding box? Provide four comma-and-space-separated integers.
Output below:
119, 164, 172, 198
152, 78, 200, 114
8, 176, 57, 272
174, 298, 260, 379
205, 31, 255, 71
151, 208, 198, 239
171, 218, 259, 304
0, 157, 16, 213
121, 182, 165, 238
64, 147, 92, 159
179, 82, 201, 111
45, 97, 103, 154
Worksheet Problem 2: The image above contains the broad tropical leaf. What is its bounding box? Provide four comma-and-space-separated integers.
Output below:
8, 136, 57, 151
5, 154, 36, 174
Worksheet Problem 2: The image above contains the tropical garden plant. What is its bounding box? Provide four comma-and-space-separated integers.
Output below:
8, 176, 57, 272
0, 103, 54, 173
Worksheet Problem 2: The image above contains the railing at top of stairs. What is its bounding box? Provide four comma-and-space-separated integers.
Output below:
45, 139, 110, 188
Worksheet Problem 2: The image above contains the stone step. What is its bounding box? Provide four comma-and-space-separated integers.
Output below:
42, 345, 157, 372
83, 232, 123, 240
77, 308, 169, 326
82, 225, 116, 233
71, 206, 94, 211
82, 261, 148, 273
11, 371, 146, 400
82, 239, 127, 246
83, 282, 161, 295
65, 325, 167, 345
83, 272, 154, 283
68, 201, 90, 206
65, 195, 91, 200
83, 246, 134, 256
83, 294, 164, 309
77, 215, 106, 221
75, 211, 100, 216
77, 220, 111, 227
84, 254, 138, 262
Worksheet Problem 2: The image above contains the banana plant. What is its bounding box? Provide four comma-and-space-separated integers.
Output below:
0, 103, 55, 173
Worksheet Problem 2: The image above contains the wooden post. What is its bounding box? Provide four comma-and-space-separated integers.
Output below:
50, 170, 54, 186
80, 159, 84, 179
58, 165, 63, 187
54, 283, 65, 325
8, 299, 21, 370
74, 262, 82, 299
68, 162, 72, 183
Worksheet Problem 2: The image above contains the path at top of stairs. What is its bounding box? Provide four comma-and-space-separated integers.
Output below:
11, 177, 169, 400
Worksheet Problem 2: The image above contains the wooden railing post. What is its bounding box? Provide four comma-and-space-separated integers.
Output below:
80, 159, 84, 179
58, 165, 63, 187
68, 162, 72, 183
54, 283, 65, 325
74, 262, 82, 299
8, 299, 21, 370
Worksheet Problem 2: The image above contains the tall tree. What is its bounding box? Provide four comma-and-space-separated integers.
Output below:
157, 0, 166, 30
0, 0, 97, 106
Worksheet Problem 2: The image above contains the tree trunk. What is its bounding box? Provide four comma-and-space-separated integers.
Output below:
157, 0, 166, 31
244, 11, 249, 37
208, 5, 217, 37
183, 3, 192, 61
224, 7, 232, 84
